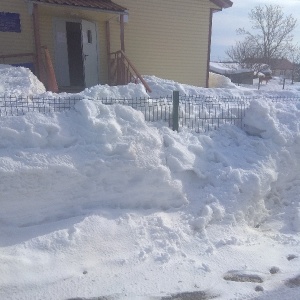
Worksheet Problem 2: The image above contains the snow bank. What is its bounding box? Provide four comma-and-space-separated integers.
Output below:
0, 64, 46, 95
1, 67, 300, 300
0, 100, 186, 227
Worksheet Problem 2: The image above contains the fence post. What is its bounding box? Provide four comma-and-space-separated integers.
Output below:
172, 91, 179, 131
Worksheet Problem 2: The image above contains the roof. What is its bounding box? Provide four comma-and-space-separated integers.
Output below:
210, 0, 233, 9
270, 58, 294, 70
30, 0, 127, 13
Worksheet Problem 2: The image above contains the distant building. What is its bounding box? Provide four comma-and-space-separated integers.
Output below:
269, 58, 294, 79
209, 62, 254, 85
294, 64, 300, 82
247, 58, 294, 79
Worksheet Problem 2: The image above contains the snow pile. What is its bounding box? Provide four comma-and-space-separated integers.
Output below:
0, 67, 300, 300
0, 101, 186, 227
0, 64, 46, 95
81, 82, 149, 99
209, 72, 237, 88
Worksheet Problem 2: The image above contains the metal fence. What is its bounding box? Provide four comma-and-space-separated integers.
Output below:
176, 93, 250, 132
0, 93, 299, 132
0, 95, 82, 115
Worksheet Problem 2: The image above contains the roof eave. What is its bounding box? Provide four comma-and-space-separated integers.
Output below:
210, 0, 233, 9
29, 0, 128, 15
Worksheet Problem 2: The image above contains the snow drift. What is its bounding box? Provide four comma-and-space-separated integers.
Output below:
0, 65, 46, 95
1, 65, 300, 300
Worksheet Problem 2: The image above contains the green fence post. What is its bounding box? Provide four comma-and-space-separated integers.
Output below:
172, 91, 179, 131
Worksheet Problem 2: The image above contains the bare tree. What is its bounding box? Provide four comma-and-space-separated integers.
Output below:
226, 5, 297, 72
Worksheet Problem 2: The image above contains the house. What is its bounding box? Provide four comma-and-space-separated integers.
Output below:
0, 0, 233, 92
245, 58, 295, 79
210, 62, 254, 85
269, 58, 294, 79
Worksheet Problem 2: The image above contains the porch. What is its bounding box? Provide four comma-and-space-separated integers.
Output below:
1, 0, 151, 93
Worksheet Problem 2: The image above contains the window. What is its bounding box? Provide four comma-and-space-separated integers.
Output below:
87, 30, 92, 44
0, 12, 21, 32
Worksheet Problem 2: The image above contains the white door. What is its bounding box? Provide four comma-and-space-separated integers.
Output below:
81, 20, 99, 87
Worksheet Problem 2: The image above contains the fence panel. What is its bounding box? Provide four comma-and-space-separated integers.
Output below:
97, 95, 173, 126
0, 95, 82, 116
0, 93, 299, 133
178, 94, 249, 132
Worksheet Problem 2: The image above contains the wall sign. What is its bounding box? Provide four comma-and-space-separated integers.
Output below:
0, 12, 21, 33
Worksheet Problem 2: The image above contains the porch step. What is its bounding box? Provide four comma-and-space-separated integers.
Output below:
58, 86, 85, 93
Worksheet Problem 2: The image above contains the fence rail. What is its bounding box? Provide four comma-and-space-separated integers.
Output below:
0, 93, 299, 132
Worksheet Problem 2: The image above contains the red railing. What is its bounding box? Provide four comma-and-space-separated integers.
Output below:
109, 50, 152, 93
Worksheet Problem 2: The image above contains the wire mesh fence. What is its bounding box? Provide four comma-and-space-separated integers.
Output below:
0, 93, 299, 132
178, 96, 249, 132
100, 95, 174, 124
0, 95, 82, 116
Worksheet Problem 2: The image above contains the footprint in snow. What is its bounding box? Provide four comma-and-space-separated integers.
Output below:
223, 270, 264, 283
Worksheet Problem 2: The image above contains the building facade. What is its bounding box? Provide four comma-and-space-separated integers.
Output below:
0, 0, 232, 91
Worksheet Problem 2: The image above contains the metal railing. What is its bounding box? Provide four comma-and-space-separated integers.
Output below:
0, 93, 299, 132
0, 95, 82, 116
177, 93, 249, 132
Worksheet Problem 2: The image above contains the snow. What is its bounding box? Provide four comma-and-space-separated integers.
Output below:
0, 65, 46, 95
0, 65, 300, 300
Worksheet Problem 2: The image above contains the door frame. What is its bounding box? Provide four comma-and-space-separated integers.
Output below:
53, 17, 100, 88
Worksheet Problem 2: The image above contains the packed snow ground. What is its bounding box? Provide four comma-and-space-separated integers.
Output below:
0, 67, 300, 300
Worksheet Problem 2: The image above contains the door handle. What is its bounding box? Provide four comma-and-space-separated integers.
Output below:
84, 54, 89, 60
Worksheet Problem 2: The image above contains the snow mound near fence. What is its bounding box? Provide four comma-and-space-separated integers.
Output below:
0, 100, 187, 227
0, 64, 46, 95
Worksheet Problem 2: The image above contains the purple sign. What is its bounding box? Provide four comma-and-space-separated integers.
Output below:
0, 12, 21, 33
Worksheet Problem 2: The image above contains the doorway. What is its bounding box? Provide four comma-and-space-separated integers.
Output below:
66, 22, 84, 86
54, 18, 99, 89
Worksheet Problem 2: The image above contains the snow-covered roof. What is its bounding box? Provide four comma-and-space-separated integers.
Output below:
210, 62, 253, 74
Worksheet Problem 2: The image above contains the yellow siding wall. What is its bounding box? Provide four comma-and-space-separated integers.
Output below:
0, 0, 34, 59
0, 0, 220, 87
112, 0, 217, 87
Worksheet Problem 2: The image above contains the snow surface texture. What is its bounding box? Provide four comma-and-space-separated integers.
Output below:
0, 66, 300, 300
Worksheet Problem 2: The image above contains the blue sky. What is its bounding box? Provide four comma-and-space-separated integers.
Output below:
211, 0, 300, 61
